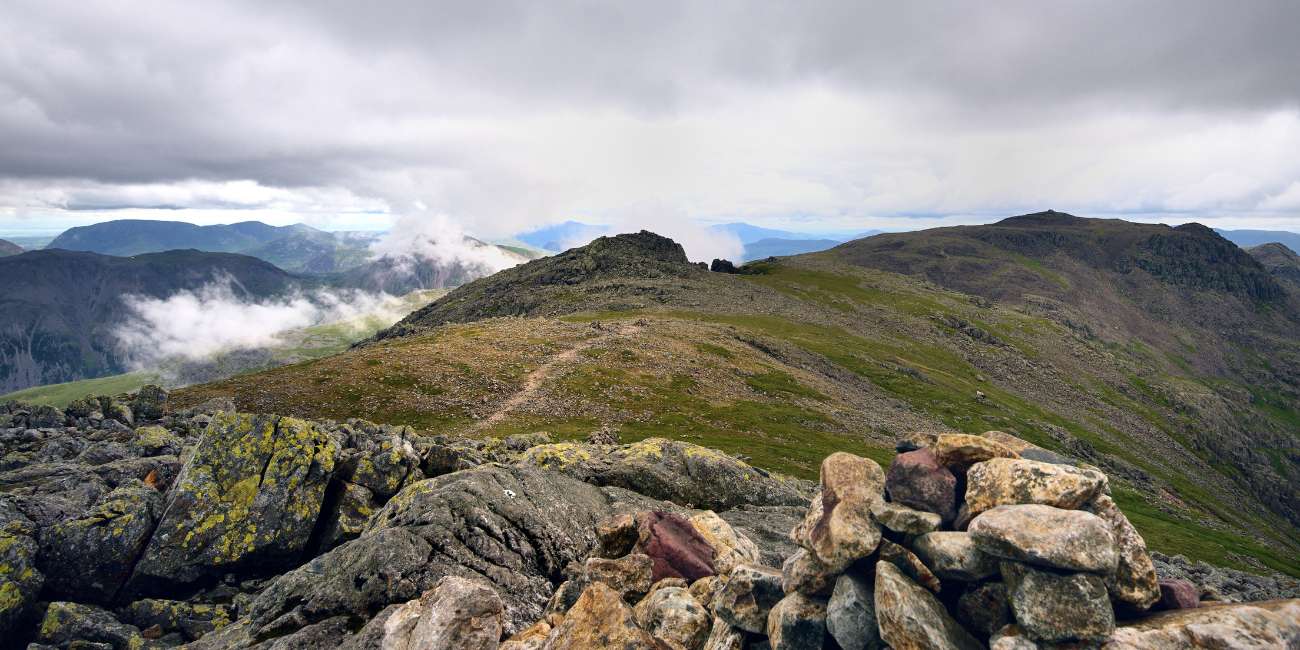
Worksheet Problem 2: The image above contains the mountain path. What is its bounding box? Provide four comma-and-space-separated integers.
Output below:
469, 321, 643, 433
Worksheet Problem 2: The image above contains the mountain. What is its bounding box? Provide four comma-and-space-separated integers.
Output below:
708, 222, 805, 243
1250, 242, 1300, 287
0, 249, 301, 392
740, 237, 841, 261
515, 220, 611, 251
0, 238, 22, 256
1217, 228, 1300, 252
179, 216, 1300, 581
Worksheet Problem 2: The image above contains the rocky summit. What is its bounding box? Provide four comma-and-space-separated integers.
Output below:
1, 387, 1297, 649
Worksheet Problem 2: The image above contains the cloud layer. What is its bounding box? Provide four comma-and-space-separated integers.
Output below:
3, 1, 1299, 241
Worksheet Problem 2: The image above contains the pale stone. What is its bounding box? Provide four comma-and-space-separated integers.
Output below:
1087, 494, 1159, 610
381, 575, 504, 650
873, 562, 982, 650
969, 504, 1117, 573
965, 458, 1106, 515
633, 586, 710, 650
691, 510, 762, 576
1002, 561, 1115, 643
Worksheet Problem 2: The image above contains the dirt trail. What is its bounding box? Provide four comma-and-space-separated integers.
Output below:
469, 322, 643, 433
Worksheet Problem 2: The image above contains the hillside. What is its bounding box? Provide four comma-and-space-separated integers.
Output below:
47, 219, 310, 256
1250, 242, 1300, 288
0, 238, 22, 256
177, 221, 1300, 578
0, 249, 301, 392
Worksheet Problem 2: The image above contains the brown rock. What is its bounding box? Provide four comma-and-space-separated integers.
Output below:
380, 575, 505, 650
956, 582, 1011, 638
500, 618, 553, 650
1001, 561, 1114, 643
690, 510, 761, 576
688, 575, 722, 611
911, 532, 999, 582
965, 458, 1107, 516
968, 504, 1117, 573
879, 539, 942, 593
794, 453, 885, 572
541, 582, 667, 649
1088, 494, 1159, 610
637, 511, 717, 582
584, 553, 655, 602
596, 513, 639, 558
933, 434, 1018, 470
885, 449, 958, 524
1156, 579, 1200, 611
1104, 598, 1300, 648
874, 562, 982, 650
782, 548, 837, 596
633, 586, 710, 650
701, 617, 747, 650
871, 501, 942, 537
766, 592, 828, 650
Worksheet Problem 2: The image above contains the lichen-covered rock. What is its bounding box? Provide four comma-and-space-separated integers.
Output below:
127, 413, 338, 593
826, 573, 881, 650
0, 499, 43, 638
314, 481, 378, 551
518, 438, 810, 510
781, 547, 837, 596
766, 591, 827, 650
956, 581, 1011, 638
968, 504, 1117, 573
792, 452, 884, 572
633, 586, 710, 649
39, 482, 162, 602
690, 510, 761, 575
1087, 494, 1159, 610
338, 422, 421, 499
129, 426, 181, 457
964, 458, 1106, 515
932, 433, 1018, 470
380, 575, 505, 650
713, 563, 785, 634
911, 532, 999, 582
871, 501, 941, 536
123, 599, 233, 642
584, 553, 655, 602
36, 601, 144, 649
1001, 561, 1115, 643
879, 538, 942, 593
885, 448, 958, 524
1104, 598, 1300, 648
636, 510, 717, 582
540, 581, 663, 649
873, 561, 981, 650
130, 385, 169, 421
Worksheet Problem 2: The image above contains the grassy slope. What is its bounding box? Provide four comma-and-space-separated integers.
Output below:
175, 257, 1300, 577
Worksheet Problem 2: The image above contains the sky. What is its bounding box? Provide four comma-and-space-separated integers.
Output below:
2, 1, 1299, 252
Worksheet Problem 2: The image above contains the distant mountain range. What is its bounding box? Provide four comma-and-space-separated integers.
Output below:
513, 220, 880, 261
1216, 228, 1300, 252
0, 239, 21, 257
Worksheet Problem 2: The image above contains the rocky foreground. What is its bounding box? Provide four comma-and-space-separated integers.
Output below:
0, 389, 1297, 648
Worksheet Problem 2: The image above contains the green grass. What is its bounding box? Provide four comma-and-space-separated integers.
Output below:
745, 369, 826, 400
1, 372, 157, 407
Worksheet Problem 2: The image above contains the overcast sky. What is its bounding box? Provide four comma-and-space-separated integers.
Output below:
2, 1, 1299, 242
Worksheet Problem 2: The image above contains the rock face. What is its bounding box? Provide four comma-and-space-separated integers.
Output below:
885, 448, 957, 523
968, 504, 1117, 573
874, 561, 982, 650
964, 458, 1106, 515
380, 576, 505, 650
128, 412, 338, 593
1105, 599, 1300, 648
38, 481, 162, 602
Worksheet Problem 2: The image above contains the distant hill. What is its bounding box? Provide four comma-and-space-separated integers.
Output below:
708, 222, 804, 243
515, 221, 611, 251
1217, 228, 1300, 252
0, 249, 301, 392
740, 237, 840, 261
1250, 242, 1300, 287
0, 239, 21, 257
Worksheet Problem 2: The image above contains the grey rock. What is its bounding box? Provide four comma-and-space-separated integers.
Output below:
1001, 561, 1114, 643
826, 573, 881, 650
718, 505, 805, 568
38, 482, 162, 602
968, 504, 1116, 573
0, 498, 43, 638
713, 563, 785, 634
766, 591, 827, 650
956, 581, 1011, 638
36, 601, 144, 649
911, 532, 999, 582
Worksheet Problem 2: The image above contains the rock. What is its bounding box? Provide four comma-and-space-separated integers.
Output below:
1157, 579, 1200, 610
871, 501, 942, 536
129, 426, 181, 457
1150, 551, 1300, 603
713, 563, 785, 634
826, 573, 881, 650
380, 575, 505, 650
0, 500, 43, 638
585, 426, 620, 446
501, 618, 553, 650
636, 511, 717, 582
701, 617, 747, 650
314, 481, 378, 551
518, 438, 810, 511
649, 577, 690, 594
932, 433, 1018, 470
690, 510, 761, 575
987, 625, 1038, 650
503, 431, 554, 451
127, 413, 338, 593
964, 458, 1106, 515
130, 385, 168, 421
540, 581, 663, 649
879, 538, 942, 593
873, 561, 981, 650
766, 592, 827, 650
793, 452, 884, 572
39, 482, 162, 602
911, 532, 999, 582
633, 586, 710, 649
1001, 561, 1114, 643
1087, 494, 1159, 610
584, 554, 655, 602
968, 504, 1117, 573
688, 575, 722, 611
885, 448, 958, 523
895, 432, 939, 453
596, 512, 639, 558
956, 581, 1011, 638
781, 548, 837, 596
340, 424, 421, 499
1105, 598, 1300, 648
721, 505, 820, 568
123, 599, 233, 641
36, 601, 144, 649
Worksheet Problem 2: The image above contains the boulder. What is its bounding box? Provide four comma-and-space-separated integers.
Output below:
956, 581, 1011, 638
501, 618, 554, 650
314, 481, 378, 551
871, 501, 942, 537
1087, 494, 1159, 610
880, 538, 942, 593
596, 512, 640, 558
885, 448, 957, 523
873, 561, 981, 650
0, 500, 43, 638
35, 601, 144, 649
701, 617, 747, 650
1001, 561, 1115, 643
1105, 598, 1300, 648
911, 532, 999, 582
129, 426, 181, 457
968, 504, 1117, 573
636, 511, 717, 582
781, 548, 837, 596
1157, 579, 1200, 610
793, 453, 884, 572
826, 573, 881, 650
964, 458, 1106, 515
127, 413, 338, 593
379, 575, 505, 650
690, 510, 761, 575
633, 586, 710, 649
540, 582, 664, 649
584, 554, 655, 602
932, 433, 1018, 470
123, 599, 233, 642
38, 482, 162, 602
766, 592, 827, 650
338, 423, 421, 499
713, 563, 785, 634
